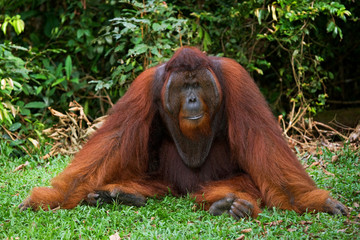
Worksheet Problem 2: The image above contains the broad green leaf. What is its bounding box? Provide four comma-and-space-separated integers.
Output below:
124, 63, 134, 72
122, 22, 137, 30
254, 67, 263, 75
35, 86, 43, 95
77, 29, 84, 39
326, 21, 335, 33
65, 55, 72, 80
292, 49, 299, 57
51, 77, 66, 87
1, 21, 8, 34
70, 77, 79, 84
198, 27, 203, 39
0, 107, 12, 124
105, 35, 113, 45
120, 74, 127, 85
151, 47, 162, 58
66, 90, 74, 97
20, 108, 30, 116
9, 122, 22, 132
129, 44, 148, 56
152, 23, 161, 31
31, 74, 47, 80
115, 44, 124, 52
338, 27, 343, 39
96, 45, 104, 54
84, 30, 91, 37
333, 26, 338, 37
12, 18, 25, 35
24, 101, 47, 109
203, 31, 211, 51
55, 63, 63, 77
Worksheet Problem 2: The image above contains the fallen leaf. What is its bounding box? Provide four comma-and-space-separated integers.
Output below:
309, 162, 319, 168
265, 220, 283, 226
236, 234, 245, 240
349, 124, 360, 142
13, 161, 29, 172
48, 107, 67, 118
322, 168, 335, 176
300, 221, 313, 225
109, 232, 121, 240
254, 219, 262, 226
241, 228, 252, 233
331, 155, 339, 163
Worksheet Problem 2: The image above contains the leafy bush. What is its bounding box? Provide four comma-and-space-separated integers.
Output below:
173, 0, 356, 115
0, 0, 358, 155
0, 0, 200, 154
92, 0, 195, 96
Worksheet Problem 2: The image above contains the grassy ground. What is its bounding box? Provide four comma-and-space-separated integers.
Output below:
1, 142, 359, 239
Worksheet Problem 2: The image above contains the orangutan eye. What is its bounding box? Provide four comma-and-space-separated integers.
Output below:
183, 83, 190, 89
183, 83, 199, 89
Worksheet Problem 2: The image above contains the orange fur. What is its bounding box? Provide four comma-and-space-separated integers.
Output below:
192, 175, 262, 218
22, 67, 168, 210
220, 58, 331, 213
20, 47, 345, 219
179, 101, 211, 140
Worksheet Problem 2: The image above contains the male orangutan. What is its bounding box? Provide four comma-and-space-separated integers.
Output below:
20, 47, 347, 219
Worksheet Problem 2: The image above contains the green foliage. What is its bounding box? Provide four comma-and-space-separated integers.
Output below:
261, 0, 352, 111
174, 0, 355, 114
0, 41, 84, 126
93, 0, 202, 95
1, 14, 25, 35
0, 0, 359, 152
0, 43, 31, 127
0, 42, 59, 153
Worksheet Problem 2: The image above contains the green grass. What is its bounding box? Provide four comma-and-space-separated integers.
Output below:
1, 142, 359, 239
